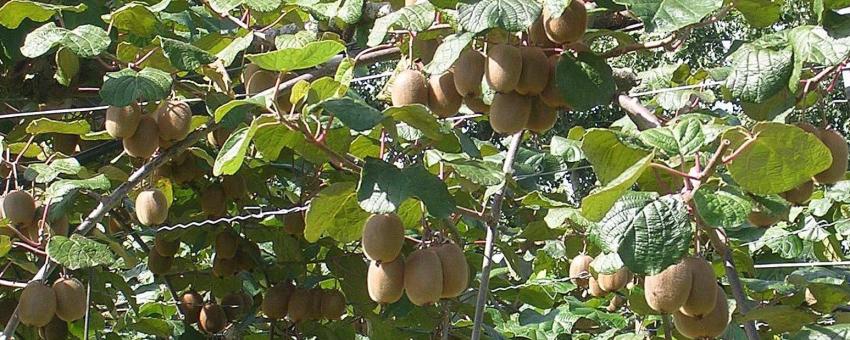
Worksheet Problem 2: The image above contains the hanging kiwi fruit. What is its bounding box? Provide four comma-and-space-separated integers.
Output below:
569, 254, 593, 288
179, 290, 203, 324
597, 266, 633, 293
644, 260, 693, 314
542, 0, 588, 44
199, 303, 228, 334
52, 277, 87, 322
516, 47, 549, 96
361, 213, 405, 262
404, 248, 443, 306
123, 115, 159, 159
453, 49, 486, 97
18, 281, 57, 327
135, 188, 168, 226
367, 257, 405, 304
1, 189, 36, 227
672, 285, 730, 339
156, 100, 193, 141
485, 44, 522, 93
391, 69, 429, 107
262, 282, 294, 319
814, 128, 848, 184
105, 105, 141, 138
427, 71, 463, 118
489, 92, 531, 134
434, 242, 469, 298
525, 97, 558, 133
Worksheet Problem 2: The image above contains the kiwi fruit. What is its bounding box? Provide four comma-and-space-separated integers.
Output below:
156, 101, 192, 141
540, 55, 568, 108
485, 44, 522, 92
53, 278, 86, 322
404, 248, 443, 306
148, 248, 173, 275
321, 290, 346, 320
782, 180, 815, 205
53, 134, 79, 155
221, 292, 251, 321
48, 214, 69, 236
569, 254, 593, 288
215, 231, 239, 259
1, 190, 36, 227
361, 213, 405, 262
105, 105, 141, 138
246, 69, 278, 95
38, 317, 68, 340
286, 289, 311, 323
814, 129, 848, 184
680, 257, 718, 317
543, 0, 588, 44
489, 92, 531, 134
179, 290, 203, 324
598, 266, 633, 293
453, 49, 486, 97
262, 282, 294, 319
241, 63, 261, 84
306, 288, 324, 320
235, 249, 256, 272
123, 115, 159, 159
516, 47, 549, 95
154, 232, 179, 257
19, 281, 57, 327
135, 189, 168, 226
282, 212, 305, 235
644, 260, 692, 314
391, 69, 429, 107
529, 16, 557, 47
212, 255, 239, 277
207, 126, 233, 148
434, 242, 469, 298
747, 210, 781, 227
795, 122, 819, 136
672, 286, 729, 339
464, 96, 490, 113
607, 294, 626, 312
199, 303, 228, 333
588, 276, 606, 297
368, 258, 405, 304
200, 185, 227, 218
221, 175, 248, 201
526, 97, 558, 133
428, 71, 463, 118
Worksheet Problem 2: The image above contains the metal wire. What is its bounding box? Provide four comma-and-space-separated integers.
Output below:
155, 205, 308, 232
490, 272, 589, 292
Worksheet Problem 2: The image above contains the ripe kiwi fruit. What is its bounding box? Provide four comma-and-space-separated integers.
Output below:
19, 281, 57, 327
38, 317, 68, 340
123, 116, 159, 159
814, 128, 848, 184
367, 257, 405, 304
148, 248, 174, 275
543, 0, 588, 44
781, 180, 815, 205
286, 289, 311, 323
588, 276, 606, 297
485, 44, 522, 92
607, 294, 626, 312
201, 185, 227, 218
569, 254, 593, 288
489, 92, 531, 134
199, 303, 228, 333
47, 214, 69, 236
282, 212, 305, 235
453, 49, 486, 97
529, 16, 557, 47
53, 134, 79, 155
154, 232, 179, 257
245, 69, 277, 95
156, 101, 192, 141
404, 248, 443, 306
105, 105, 141, 138
361, 213, 405, 262
207, 126, 233, 148
526, 97, 558, 133
673, 286, 729, 339
215, 230, 240, 259
1, 189, 36, 227
644, 260, 692, 314
747, 209, 781, 227
598, 266, 633, 293
262, 282, 294, 319
680, 257, 718, 317
391, 69, 429, 107
221, 292, 252, 321
306, 288, 324, 320
53, 277, 86, 322
221, 175, 248, 201
428, 71, 463, 118
179, 290, 203, 324
540, 55, 568, 108
464, 96, 490, 113
212, 255, 239, 277
434, 242, 469, 298
795, 122, 819, 136
135, 189, 168, 226
321, 290, 346, 320
516, 47, 549, 95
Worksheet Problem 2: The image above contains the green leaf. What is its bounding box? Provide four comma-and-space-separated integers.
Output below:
208, 0, 243, 13
742, 305, 817, 333
159, 37, 217, 71
21, 23, 110, 58
274, 31, 316, 50
447, 159, 503, 186
100, 67, 173, 107
555, 52, 616, 111
26, 158, 82, 183
246, 40, 345, 72
216, 32, 253, 67
54, 47, 79, 86
639, 118, 704, 157
0, 235, 10, 258
788, 25, 850, 66
357, 157, 457, 218
550, 136, 584, 162
732, 0, 783, 28
724, 123, 833, 195
595, 193, 692, 275
26, 118, 90, 135
693, 186, 752, 230
424, 32, 475, 75
792, 324, 850, 340
244, 0, 282, 11
367, 3, 435, 46
385, 104, 452, 141
457, 0, 542, 33
581, 153, 653, 221
321, 97, 383, 131
45, 174, 111, 199
304, 182, 371, 243
104, 3, 158, 38
614, 0, 723, 33
46, 234, 116, 270
725, 45, 794, 103
337, 0, 363, 23
582, 129, 651, 184
759, 226, 803, 259
0, 1, 86, 29
213, 126, 252, 176
213, 95, 269, 123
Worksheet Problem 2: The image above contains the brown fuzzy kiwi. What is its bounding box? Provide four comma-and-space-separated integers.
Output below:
428, 71, 463, 118
135, 189, 168, 226
241, 63, 261, 84
489, 92, 531, 134
672, 286, 729, 339
306, 288, 324, 320
598, 266, 633, 293
588, 276, 606, 297
221, 175, 248, 201
282, 212, 305, 235
53, 278, 86, 322
680, 257, 718, 317
48, 214, 69, 236
569, 254, 593, 288
201, 185, 227, 218
262, 282, 294, 319
148, 248, 173, 275
179, 290, 203, 324
391, 69, 429, 107
368, 258, 405, 304
453, 49, 486, 97
53, 134, 79, 155
19, 282, 57, 327
199, 303, 228, 334
215, 231, 239, 259
321, 290, 347, 320
607, 294, 626, 312
434, 242, 469, 298
795, 122, 819, 136
221, 292, 251, 321
105, 105, 141, 138
814, 128, 848, 184
207, 126, 233, 148
540, 55, 568, 108
1, 190, 36, 227
404, 248, 443, 306
156, 101, 193, 141
485, 44, 522, 92
516, 47, 550, 95
464, 96, 490, 113
543, 0, 588, 44
123, 116, 159, 159
644, 260, 692, 314
526, 97, 558, 133
413, 37, 440, 64
154, 232, 179, 257
781, 180, 815, 205
246, 69, 277, 95
212, 256, 239, 277
235, 249, 256, 272
747, 210, 781, 227
529, 16, 557, 47
286, 289, 311, 323
38, 317, 68, 340
361, 213, 405, 262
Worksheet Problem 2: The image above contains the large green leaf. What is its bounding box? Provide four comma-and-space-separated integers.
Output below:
742, 305, 817, 333
367, 3, 435, 46
693, 186, 752, 230
21, 23, 110, 58
385, 104, 455, 142
792, 325, 850, 340
304, 182, 371, 243
788, 25, 850, 66
159, 37, 217, 71
213, 115, 278, 176
555, 52, 616, 111
582, 129, 651, 184
246, 40, 345, 72
581, 153, 653, 221
0, 1, 86, 29
54, 47, 79, 86
208, 0, 243, 13
26, 118, 90, 135
274, 31, 316, 50
424, 32, 475, 75
725, 45, 794, 103
100, 67, 173, 106
724, 123, 832, 195
457, 0, 542, 33
357, 157, 456, 218
216, 32, 253, 67
104, 3, 158, 38
0, 235, 10, 258
321, 97, 383, 131
614, 0, 723, 33
733, 0, 783, 28
47, 234, 116, 270
638, 118, 704, 157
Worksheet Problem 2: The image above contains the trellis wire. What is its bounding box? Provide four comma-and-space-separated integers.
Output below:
490, 272, 589, 292
155, 205, 308, 232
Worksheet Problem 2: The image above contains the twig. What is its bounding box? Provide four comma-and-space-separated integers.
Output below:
704, 228, 760, 340
661, 314, 672, 340
83, 270, 92, 339
616, 95, 661, 130
722, 134, 759, 163
0, 279, 26, 288
649, 163, 699, 180
697, 140, 731, 179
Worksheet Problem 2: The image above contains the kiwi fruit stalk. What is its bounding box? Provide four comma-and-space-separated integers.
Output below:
569, 254, 593, 288
123, 116, 159, 159
404, 248, 443, 306
199, 303, 228, 333
19, 282, 57, 327
434, 242, 469, 298
156, 101, 193, 141
368, 258, 405, 304
814, 129, 848, 184
679, 257, 718, 317
135, 189, 168, 226
428, 71, 463, 118
489, 92, 531, 134
105, 105, 141, 138
598, 266, 633, 293
180, 290, 203, 324
1, 189, 36, 227
361, 213, 405, 262
453, 49, 486, 97
516, 47, 549, 95
485, 44, 522, 92
391, 69, 429, 107
672, 286, 729, 339
543, 0, 588, 44
644, 260, 692, 314
53, 277, 87, 322
262, 282, 294, 319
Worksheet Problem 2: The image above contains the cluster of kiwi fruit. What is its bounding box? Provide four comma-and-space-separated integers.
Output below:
147, 228, 258, 276
361, 213, 469, 306
569, 254, 634, 297
106, 99, 194, 160
0, 189, 70, 240
16, 277, 86, 339
261, 282, 347, 323
178, 289, 254, 334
